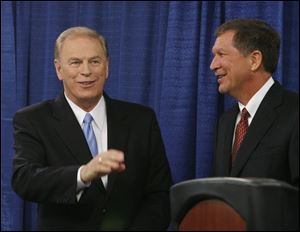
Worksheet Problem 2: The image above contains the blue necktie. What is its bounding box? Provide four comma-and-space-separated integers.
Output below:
83, 113, 98, 157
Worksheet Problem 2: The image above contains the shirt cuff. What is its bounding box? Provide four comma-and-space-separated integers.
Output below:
76, 166, 91, 201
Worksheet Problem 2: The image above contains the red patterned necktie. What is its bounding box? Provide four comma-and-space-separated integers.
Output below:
231, 108, 250, 165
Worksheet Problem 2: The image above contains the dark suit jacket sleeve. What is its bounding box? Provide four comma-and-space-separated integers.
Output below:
128, 111, 173, 231
289, 110, 299, 186
12, 109, 79, 204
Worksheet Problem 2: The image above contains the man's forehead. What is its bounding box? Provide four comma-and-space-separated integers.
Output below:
212, 32, 235, 49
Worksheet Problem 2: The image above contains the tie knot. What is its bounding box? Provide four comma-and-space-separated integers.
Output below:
83, 113, 94, 124
241, 108, 250, 119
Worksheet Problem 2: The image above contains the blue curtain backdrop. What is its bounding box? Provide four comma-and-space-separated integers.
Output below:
1, 1, 299, 230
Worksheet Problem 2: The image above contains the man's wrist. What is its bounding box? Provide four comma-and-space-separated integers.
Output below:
80, 165, 88, 183
77, 166, 91, 191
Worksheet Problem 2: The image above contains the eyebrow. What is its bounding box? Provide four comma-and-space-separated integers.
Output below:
68, 57, 80, 61
212, 47, 226, 53
89, 56, 103, 60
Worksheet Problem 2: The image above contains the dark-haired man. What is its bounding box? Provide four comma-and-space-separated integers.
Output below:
210, 19, 299, 186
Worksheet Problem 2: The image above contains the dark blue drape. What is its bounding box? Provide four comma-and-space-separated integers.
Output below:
1, 1, 298, 230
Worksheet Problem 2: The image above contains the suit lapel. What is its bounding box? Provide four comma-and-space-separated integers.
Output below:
231, 82, 283, 176
104, 94, 129, 193
221, 107, 239, 175
51, 93, 92, 165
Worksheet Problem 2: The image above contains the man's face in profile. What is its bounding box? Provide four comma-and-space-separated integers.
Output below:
210, 30, 252, 98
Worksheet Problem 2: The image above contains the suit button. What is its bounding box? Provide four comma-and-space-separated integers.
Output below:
102, 208, 107, 214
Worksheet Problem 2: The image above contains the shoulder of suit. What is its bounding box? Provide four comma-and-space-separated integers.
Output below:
283, 88, 299, 104
107, 96, 155, 114
272, 80, 298, 103
14, 99, 55, 118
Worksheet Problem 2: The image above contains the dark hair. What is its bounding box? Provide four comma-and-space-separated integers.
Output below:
215, 19, 280, 74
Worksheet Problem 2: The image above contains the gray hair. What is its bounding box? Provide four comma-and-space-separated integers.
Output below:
54, 26, 109, 59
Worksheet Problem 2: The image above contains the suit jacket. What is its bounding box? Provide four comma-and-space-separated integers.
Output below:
214, 81, 299, 186
12, 92, 173, 231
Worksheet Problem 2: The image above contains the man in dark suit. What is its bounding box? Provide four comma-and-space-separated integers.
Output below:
12, 26, 173, 230
210, 19, 299, 186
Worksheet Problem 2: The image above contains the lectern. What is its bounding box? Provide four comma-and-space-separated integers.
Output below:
170, 177, 299, 231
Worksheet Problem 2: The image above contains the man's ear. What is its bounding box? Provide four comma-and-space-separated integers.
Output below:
54, 59, 63, 81
249, 50, 263, 72
105, 59, 109, 80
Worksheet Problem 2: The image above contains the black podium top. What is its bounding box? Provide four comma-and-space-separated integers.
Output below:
170, 177, 299, 231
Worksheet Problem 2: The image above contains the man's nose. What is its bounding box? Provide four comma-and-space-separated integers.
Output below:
210, 55, 222, 72
80, 62, 91, 76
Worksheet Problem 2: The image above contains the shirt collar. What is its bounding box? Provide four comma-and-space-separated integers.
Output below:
64, 93, 106, 131
238, 77, 275, 117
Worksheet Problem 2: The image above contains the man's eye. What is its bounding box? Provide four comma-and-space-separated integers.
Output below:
71, 61, 80, 65
91, 60, 100, 64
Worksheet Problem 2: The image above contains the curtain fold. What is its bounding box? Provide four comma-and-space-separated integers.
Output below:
1, 1, 298, 230
1, 2, 24, 231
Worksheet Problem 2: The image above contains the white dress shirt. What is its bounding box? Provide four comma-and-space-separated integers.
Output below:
232, 77, 275, 148
65, 93, 108, 200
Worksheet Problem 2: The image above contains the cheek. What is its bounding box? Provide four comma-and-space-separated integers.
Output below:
62, 69, 79, 79
95, 67, 108, 79
236, 62, 250, 76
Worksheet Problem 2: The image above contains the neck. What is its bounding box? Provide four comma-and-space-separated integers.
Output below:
235, 72, 271, 105
65, 93, 102, 112
79, 100, 99, 112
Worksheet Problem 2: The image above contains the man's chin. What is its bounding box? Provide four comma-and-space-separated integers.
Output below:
79, 94, 102, 101
218, 85, 227, 94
